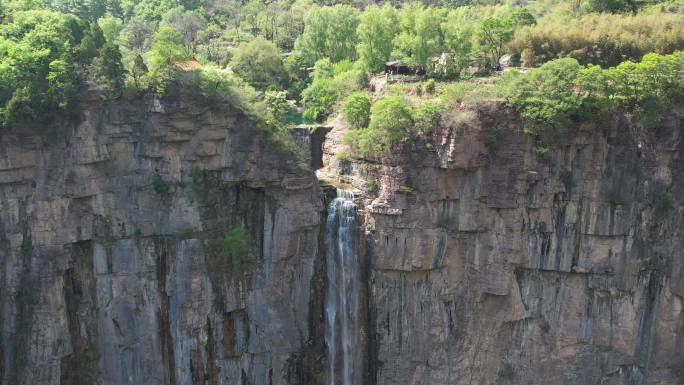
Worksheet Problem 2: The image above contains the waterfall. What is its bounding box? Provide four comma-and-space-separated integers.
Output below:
325, 189, 361, 385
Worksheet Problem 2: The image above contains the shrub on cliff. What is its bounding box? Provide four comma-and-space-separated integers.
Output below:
367, 97, 413, 143
341, 92, 371, 129
221, 227, 252, 279
655, 191, 675, 214
413, 101, 444, 134
503, 52, 684, 138
140, 27, 265, 119
503, 58, 583, 138
344, 97, 413, 156
301, 78, 338, 122
574, 51, 684, 126
301, 64, 367, 122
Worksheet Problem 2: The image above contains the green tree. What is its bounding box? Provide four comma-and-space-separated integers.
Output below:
97, 15, 123, 43
356, 4, 399, 73
574, 63, 620, 118
345, 96, 413, 156
145, 26, 191, 94
508, 8, 536, 27
583, 0, 634, 13
197, 65, 256, 108
301, 78, 337, 121
311, 57, 334, 80
475, 9, 535, 69
148, 26, 191, 72
474, 16, 512, 69
122, 0, 179, 21
392, 4, 446, 70
161, 6, 206, 51
130, 53, 148, 89
301, 63, 366, 122
504, 58, 583, 137
341, 92, 371, 128
89, 42, 125, 94
0, 11, 108, 131
442, 8, 478, 77
273, 0, 310, 50
119, 18, 155, 52
264, 89, 296, 124
229, 36, 288, 90
294, 4, 359, 65
413, 101, 443, 134
576, 51, 684, 125
44, 0, 107, 21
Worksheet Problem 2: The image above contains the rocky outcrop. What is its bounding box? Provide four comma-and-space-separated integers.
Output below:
0, 92, 326, 385
320, 104, 684, 385
2, 91, 683, 385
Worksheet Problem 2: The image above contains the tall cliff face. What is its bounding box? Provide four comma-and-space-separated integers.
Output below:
1, 93, 683, 385
0, 93, 326, 385
320, 104, 684, 385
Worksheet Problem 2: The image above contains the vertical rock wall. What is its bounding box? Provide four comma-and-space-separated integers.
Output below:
0, 94, 326, 385
320, 105, 684, 385
2, 93, 684, 385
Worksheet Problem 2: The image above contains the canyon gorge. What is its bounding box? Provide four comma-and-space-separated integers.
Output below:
1, 92, 683, 385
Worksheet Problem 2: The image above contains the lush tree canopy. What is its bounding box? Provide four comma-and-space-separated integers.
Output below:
503, 58, 583, 137
341, 92, 370, 128
229, 36, 288, 90
503, 51, 684, 136
0, 11, 110, 131
392, 4, 446, 70
356, 4, 399, 72
294, 4, 358, 66
344, 96, 413, 156
1, 0, 683, 142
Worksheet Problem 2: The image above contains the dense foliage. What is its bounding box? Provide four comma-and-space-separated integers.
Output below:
503, 58, 584, 137
508, 11, 684, 68
503, 51, 684, 137
1, 0, 683, 148
0, 11, 119, 131
341, 92, 371, 129
301, 59, 366, 121
344, 96, 413, 156
356, 4, 399, 72
413, 101, 443, 134
294, 4, 359, 66
229, 36, 288, 90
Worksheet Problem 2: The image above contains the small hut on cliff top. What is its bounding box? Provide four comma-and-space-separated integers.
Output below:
169, 58, 202, 71
385, 60, 412, 75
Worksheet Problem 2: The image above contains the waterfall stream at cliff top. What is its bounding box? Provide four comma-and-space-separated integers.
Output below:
325, 189, 361, 385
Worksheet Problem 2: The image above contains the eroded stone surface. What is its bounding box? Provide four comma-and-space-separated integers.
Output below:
321, 103, 684, 385
0, 94, 325, 385
2, 93, 683, 385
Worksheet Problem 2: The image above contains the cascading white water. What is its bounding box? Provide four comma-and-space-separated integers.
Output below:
325, 189, 361, 385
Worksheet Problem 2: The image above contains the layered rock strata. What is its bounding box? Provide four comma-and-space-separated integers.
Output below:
319, 104, 684, 385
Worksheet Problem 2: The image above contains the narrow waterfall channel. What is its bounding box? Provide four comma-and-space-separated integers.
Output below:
325, 189, 361, 385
